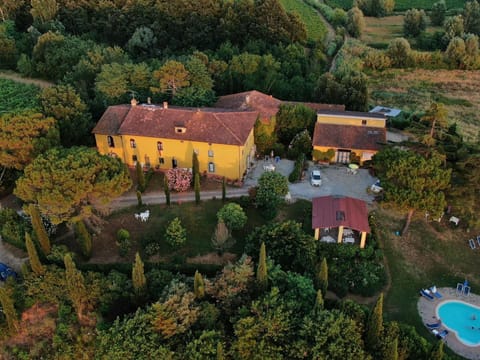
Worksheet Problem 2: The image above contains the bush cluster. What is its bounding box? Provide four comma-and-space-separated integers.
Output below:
288, 153, 306, 183
166, 168, 193, 192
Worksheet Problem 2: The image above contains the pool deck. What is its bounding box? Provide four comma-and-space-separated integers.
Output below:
417, 287, 480, 360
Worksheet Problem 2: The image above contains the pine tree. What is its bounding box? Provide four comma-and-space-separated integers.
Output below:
194, 173, 201, 205
366, 293, 384, 351
430, 340, 444, 360
257, 242, 268, 288
132, 252, 146, 294
136, 190, 143, 207
222, 176, 226, 202
27, 204, 50, 255
74, 220, 92, 259
64, 253, 88, 320
314, 289, 324, 312
164, 175, 170, 205
194, 270, 205, 299
317, 257, 328, 297
0, 287, 18, 333
216, 342, 224, 360
25, 232, 44, 275
136, 161, 145, 192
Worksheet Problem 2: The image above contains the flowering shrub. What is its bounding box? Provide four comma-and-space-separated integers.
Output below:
166, 168, 192, 192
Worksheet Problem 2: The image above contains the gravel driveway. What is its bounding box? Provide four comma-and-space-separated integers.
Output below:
245, 159, 376, 203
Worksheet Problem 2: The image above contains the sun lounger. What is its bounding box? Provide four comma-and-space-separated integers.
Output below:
477, 235, 480, 247
426, 321, 441, 329
436, 329, 449, 340
469, 239, 476, 249
420, 289, 434, 301
456, 283, 464, 295
464, 286, 471, 296
429, 286, 443, 298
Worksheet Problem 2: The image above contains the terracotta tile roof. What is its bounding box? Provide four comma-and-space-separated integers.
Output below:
92, 105, 130, 135
215, 90, 344, 118
312, 123, 386, 150
318, 110, 386, 120
215, 90, 282, 118
312, 196, 370, 233
94, 104, 258, 146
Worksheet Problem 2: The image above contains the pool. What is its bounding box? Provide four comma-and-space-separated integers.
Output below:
437, 300, 480, 347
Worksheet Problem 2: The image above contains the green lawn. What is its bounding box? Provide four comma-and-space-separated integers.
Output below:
376, 207, 479, 358
0, 78, 40, 114
279, 0, 328, 42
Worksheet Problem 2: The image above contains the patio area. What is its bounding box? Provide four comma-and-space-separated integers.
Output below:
319, 227, 358, 245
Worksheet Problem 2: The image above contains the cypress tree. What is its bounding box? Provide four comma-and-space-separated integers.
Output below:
194, 173, 201, 205
27, 204, 50, 255
136, 190, 143, 207
257, 242, 268, 288
317, 257, 328, 296
136, 161, 145, 192
222, 177, 226, 201
385, 337, 399, 360
0, 288, 18, 333
25, 232, 44, 275
64, 253, 87, 320
74, 220, 92, 259
194, 270, 205, 299
366, 293, 384, 351
132, 252, 146, 294
314, 289, 324, 312
430, 340, 444, 360
216, 342, 224, 360
192, 151, 199, 180
164, 175, 170, 206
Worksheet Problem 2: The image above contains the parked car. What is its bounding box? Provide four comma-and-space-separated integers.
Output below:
0, 263, 17, 282
310, 169, 322, 187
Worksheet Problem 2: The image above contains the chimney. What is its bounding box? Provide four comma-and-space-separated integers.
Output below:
131, 98, 138, 106
245, 95, 250, 104
147, 97, 151, 104
163, 101, 168, 109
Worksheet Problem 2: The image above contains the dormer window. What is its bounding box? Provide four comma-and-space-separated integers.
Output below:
107, 135, 115, 148
175, 127, 186, 133
336, 211, 345, 221
157, 141, 163, 151
130, 139, 136, 148
361, 120, 367, 125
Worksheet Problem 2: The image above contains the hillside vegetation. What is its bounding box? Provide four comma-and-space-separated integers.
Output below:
326, 0, 466, 10
0, 78, 40, 114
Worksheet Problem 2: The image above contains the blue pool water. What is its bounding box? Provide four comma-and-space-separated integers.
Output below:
437, 300, 480, 346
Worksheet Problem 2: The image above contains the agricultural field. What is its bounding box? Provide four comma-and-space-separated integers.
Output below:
368, 69, 480, 141
279, 0, 328, 42
362, 15, 404, 48
0, 78, 40, 114
325, 0, 465, 10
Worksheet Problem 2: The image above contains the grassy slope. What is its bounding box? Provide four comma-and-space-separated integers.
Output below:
0, 78, 40, 114
376, 206, 478, 358
279, 0, 327, 42
362, 15, 404, 47
368, 69, 480, 141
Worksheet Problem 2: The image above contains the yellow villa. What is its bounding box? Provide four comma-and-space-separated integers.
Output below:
92, 100, 258, 181
312, 110, 387, 164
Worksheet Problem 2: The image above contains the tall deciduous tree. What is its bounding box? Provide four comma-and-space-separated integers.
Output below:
255, 171, 288, 219
26, 204, 51, 255
25, 232, 44, 275
194, 270, 205, 299
30, 0, 58, 23
0, 112, 58, 184
15, 147, 132, 224
373, 147, 451, 234
38, 85, 92, 147
346, 7, 365, 38
422, 102, 448, 141
256, 242, 268, 289
403, 8, 427, 37
275, 104, 316, 146
132, 252, 146, 294
430, 1, 447, 26
463, 0, 480, 35
366, 293, 384, 351
0, 287, 18, 332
